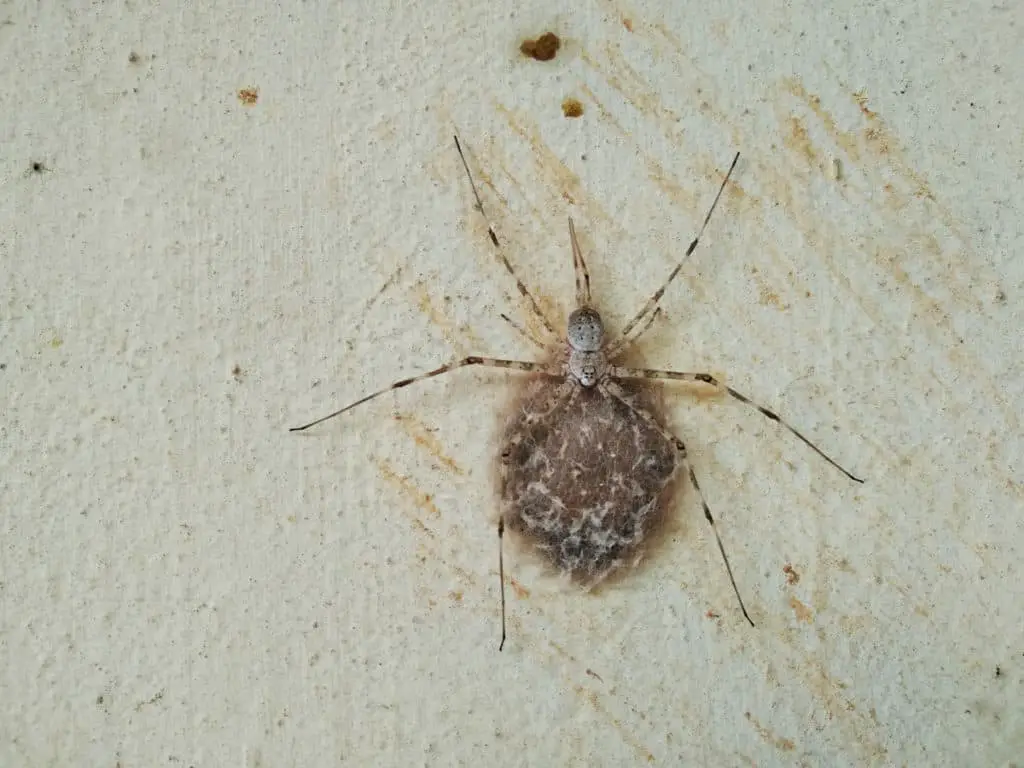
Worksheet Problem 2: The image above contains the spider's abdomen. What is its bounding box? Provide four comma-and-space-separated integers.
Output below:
500, 382, 679, 586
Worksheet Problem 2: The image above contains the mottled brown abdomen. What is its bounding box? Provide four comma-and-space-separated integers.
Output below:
499, 379, 680, 587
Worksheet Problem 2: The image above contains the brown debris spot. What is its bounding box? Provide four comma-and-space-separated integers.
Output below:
561, 97, 584, 118
520, 32, 561, 62
783, 563, 800, 584
622, 18, 634, 32
238, 87, 259, 105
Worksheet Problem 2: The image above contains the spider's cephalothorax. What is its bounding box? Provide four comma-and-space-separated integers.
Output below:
566, 306, 606, 387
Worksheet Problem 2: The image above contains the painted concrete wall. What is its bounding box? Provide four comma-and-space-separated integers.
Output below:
3, 1, 1021, 765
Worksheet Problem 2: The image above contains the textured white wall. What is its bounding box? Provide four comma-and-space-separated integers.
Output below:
2, 1, 1021, 765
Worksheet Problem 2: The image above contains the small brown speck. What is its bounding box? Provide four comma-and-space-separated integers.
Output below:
783, 564, 800, 585
520, 32, 561, 62
238, 87, 259, 105
562, 97, 584, 118
706, 609, 720, 619
623, 18, 634, 32
128, 51, 140, 63
231, 364, 243, 380
585, 668, 604, 682
449, 590, 463, 602
29, 161, 48, 174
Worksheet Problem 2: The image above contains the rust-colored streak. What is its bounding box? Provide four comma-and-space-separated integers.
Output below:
779, 77, 1020, 453
376, 459, 441, 520
580, 43, 730, 132
510, 577, 530, 599
783, 79, 934, 200
784, 115, 817, 167
520, 32, 561, 62
744, 711, 797, 752
494, 103, 616, 231
411, 279, 485, 350
393, 412, 466, 476
789, 595, 813, 623
572, 685, 656, 762
238, 87, 259, 105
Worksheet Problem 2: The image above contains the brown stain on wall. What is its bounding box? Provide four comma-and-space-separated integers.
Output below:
494, 103, 616, 230
745, 711, 796, 752
580, 47, 680, 132
573, 79, 742, 279
510, 577, 530, 599
410, 279, 486, 352
376, 459, 441, 520
777, 79, 1020, 452
393, 412, 466, 476
572, 685, 657, 762
784, 116, 817, 167
789, 596, 813, 623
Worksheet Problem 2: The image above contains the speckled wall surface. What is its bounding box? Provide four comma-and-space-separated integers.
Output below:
2, 1, 1021, 765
